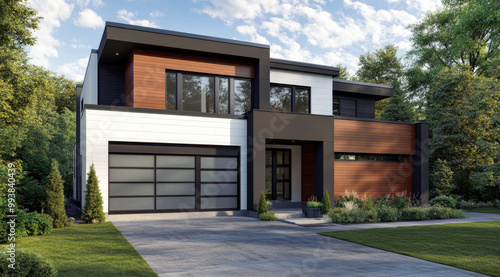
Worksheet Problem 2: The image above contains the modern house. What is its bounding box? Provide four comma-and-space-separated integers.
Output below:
73, 22, 428, 214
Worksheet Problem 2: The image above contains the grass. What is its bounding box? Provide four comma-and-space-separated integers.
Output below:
465, 207, 500, 214
8, 222, 157, 277
320, 221, 500, 277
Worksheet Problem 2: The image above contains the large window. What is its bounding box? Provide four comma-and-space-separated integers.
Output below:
270, 85, 310, 114
165, 71, 251, 115
334, 153, 404, 162
332, 98, 340, 116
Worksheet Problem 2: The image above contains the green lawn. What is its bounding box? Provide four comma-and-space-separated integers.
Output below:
465, 207, 500, 214
11, 222, 157, 277
320, 221, 500, 277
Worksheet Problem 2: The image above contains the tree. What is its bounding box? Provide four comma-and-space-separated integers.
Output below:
427, 66, 500, 199
380, 81, 414, 122
430, 159, 454, 198
355, 45, 405, 119
44, 159, 69, 228
321, 191, 332, 214
257, 191, 267, 215
335, 64, 351, 80
82, 164, 105, 223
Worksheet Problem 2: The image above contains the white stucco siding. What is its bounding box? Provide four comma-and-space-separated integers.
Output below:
81, 109, 248, 213
270, 69, 333, 116
80, 52, 98, 106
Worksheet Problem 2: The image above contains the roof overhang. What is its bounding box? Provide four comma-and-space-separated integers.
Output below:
333, 79, 393, 100
98, 22, 270, 64
270, 58, 340, 76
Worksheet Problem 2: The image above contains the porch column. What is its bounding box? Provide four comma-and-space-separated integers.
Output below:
313, 141, 335, 202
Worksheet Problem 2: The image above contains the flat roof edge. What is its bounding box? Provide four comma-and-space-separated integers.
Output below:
106, 21, 270, 49
333, 78, 393, 89
270, 58, 340, 76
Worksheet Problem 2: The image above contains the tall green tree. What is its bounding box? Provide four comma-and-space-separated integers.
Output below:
355, 44, 407, 119
380, 81, 415, 122
45, 159, 69, 228
334, 64, 351, 80
82, 165, 105, 223
427, 66, 500, 199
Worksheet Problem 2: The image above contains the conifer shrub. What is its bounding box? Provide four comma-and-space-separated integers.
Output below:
82, 164, 106, 223
321, 191, 332, 214
430, 196, 458, 208
0, 250, 57, 277
44, 160, 70, 228
257, 191, 267, 215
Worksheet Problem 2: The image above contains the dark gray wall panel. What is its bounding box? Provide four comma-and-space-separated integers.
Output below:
98, 63, 125, 106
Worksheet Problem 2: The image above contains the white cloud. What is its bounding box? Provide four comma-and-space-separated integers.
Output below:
71, 43, 91, 49
117, 9, 159, 28
198, 0, 280, 23
406, 0, 442, 13
58, 57, 88, 81
74, 0, 104, 8
236, 25, 270, 44
28, 0, 74, 68
149, 10, 164, 17
74, 8, 104, 29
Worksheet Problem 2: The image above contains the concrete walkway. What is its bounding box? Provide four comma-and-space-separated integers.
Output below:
112, 213, 499, 276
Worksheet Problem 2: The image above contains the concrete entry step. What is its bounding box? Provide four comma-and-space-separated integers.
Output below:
273, 209, 305, 219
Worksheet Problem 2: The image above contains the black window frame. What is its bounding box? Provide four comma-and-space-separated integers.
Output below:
332, 98, 340, 116
334, 153, 404, 162
165, 70, 252, 115
270, 84, 311, 114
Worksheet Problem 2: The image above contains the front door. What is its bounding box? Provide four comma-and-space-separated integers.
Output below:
265, 149, 291, 200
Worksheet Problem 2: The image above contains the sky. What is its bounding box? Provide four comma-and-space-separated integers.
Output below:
26, 0, 442, 81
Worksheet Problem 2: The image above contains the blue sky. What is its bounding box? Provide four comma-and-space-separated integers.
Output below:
26, 0, 442, 81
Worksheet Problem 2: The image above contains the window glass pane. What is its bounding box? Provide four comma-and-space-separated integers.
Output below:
201, 170, 238, 182
201, 183, 238, 196
109, 154, 154, 168
156, 197, 195, 210
156, 169, 195, 182
166, 72, 176, 110
333, 98, 340, 116
183, 74, 214, 113
201, 157, 237, 169
234, 79, 251, 115
156, 155, 195, 168
266, 150, 272, 166
295, 88, 309, 114
218, 78, 229, 114
270, 86, 292, 112
110, 197, 154, 211
358, 154, 377, 161
109, 183, 154, 196
156, 183, 195, 195
109, 169, 154, 182
200, 197, 237, 209
284, 151, 290, 165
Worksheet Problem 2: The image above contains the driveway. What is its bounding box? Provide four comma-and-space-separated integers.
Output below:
112, 216, 486, 276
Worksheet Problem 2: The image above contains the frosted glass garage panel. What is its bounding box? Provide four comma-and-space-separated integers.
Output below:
201, 157, 238, 169
201, 197, 238, 209
201, 183, 238, 196
156, 155, 195, 168
156, 169, 195, 182
201, 170, 237, 182
109, 169, 154, 182
157, 183, 195, 195
109, 183, 154, 196
156, 197, 195, 210
109, 197, 154, 211
109, 154, 154, 168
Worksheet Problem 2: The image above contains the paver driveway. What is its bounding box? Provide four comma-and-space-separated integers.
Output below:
112, 216, 485, 276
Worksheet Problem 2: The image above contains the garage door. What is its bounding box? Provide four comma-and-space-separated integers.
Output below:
108, 143, 239, 213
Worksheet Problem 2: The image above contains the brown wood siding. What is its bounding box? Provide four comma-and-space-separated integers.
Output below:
334, 156, 413, 199
334, 119, 415, 154
124, 56, 134, 107
128, 49, 255, 109
301, 144, 314, 201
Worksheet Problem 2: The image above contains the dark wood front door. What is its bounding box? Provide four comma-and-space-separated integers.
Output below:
265, 149, 291, 200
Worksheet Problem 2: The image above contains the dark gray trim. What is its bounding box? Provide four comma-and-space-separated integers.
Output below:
91, 49, 98, 53
106, 21, 269, 49
75, 84, 83, 206
333, 79, 393, 99
109, 142, 240, 156
413, 123, 429, 205
270, 58, 340, 76
334, 115, 416, 125
84, 104, 246, 119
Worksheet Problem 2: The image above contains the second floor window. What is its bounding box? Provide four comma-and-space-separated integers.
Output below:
166, 71, 252, 115
270, 85, 310, 114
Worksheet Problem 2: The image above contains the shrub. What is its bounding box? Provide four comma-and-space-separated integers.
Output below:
307, 201, 322, 208
257, 191, 267, 215
377, 206, 399, 222
401, 207, 428, 221
366, 209, 379, 223
388, 193, 411, 210
496, 199, 500, 209
328, 208, 344, 223
430, 195, 458, 208
0, 249, 57, 277
82, 164, 106, 223
45, 160, 69, 228
328, 208, 376, 224
0, 210, 52, 243
360, 198, 375, 211
430, 158, 454, 198
373, 196, 389, 207
258, 211, 278, 221
37, 214, 53, 227
321, 191, 332, 214
427, 206, 465, 219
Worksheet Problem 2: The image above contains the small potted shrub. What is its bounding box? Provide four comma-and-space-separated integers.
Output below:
306, 201, 322, 218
